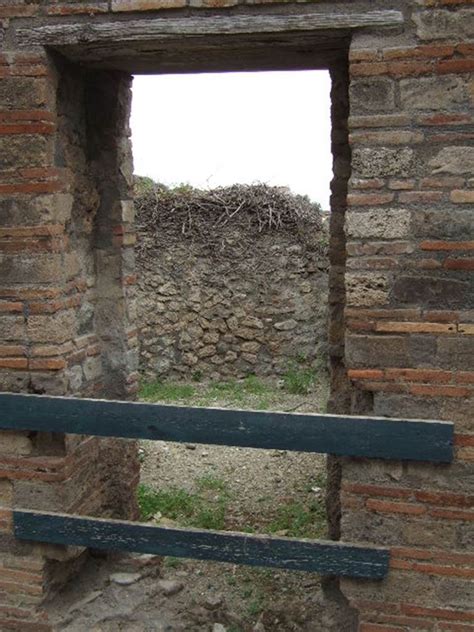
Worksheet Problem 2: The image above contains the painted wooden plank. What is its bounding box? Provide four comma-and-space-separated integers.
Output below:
17, 11, 403, 47
14, 509, 389, 579
0, 393, 453, 462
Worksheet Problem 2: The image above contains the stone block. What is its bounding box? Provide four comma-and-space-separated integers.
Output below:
0, 136, 52, 170
0, 431, 33, 456
0, 77, 49, 109
429, 147, 474, 175
0, 254, 64, 284
352, 148, 414, 178
350, 77, 396, 113
346, 273, 389, 308
437, 336, 474, 371
392, 276, 471, 308
412, 209, 474, 239
346, 209, 410, 240
27, 310, 76, 344
0, 316, 25, 342
0, 194, 73, 227
82, 356, 103, 382
401, 76, 468, 110
413, 9, 474, 40
346, 334, 412, 368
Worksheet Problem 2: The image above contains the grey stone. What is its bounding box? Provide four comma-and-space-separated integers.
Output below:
350, 77, 396, 113
346, 209, 410, 240
414, 9, 474, 40
274, 319, 297, 331
110, 572, 141, 586
401, 76, 468, 111
158, 579, 184, 596
352, 148, 414, 178
429, 147, 474, 175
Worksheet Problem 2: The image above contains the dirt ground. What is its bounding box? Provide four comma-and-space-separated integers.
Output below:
44, 375, 357, 631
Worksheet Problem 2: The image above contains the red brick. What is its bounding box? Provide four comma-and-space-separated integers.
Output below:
389, 179, 416, 190
28, 358, 66, 371
451, 190, 474, 204
420, 241, 474, 252
436, 59, 474, 75
0, 5, 39, 17
420, 113, 472, 127
342, 483, 411, 499
0, 358, 28, 369
382, 44, 455, 60
0, 302, 23, 313
0, 619, 51, 632
455, 434, 474, 447
410, 384, 472, 398
349, 49, 380, 62
347, 369, 384, 380
429, 508, 474, 521
457, 43, 474, 56
0, 123, 54, 135
0, 110, 56, 123
387, 60, 434, 78
423, 310, 460, 322
351, 178, 385, 190
415, 490, 474, 508
0, 345, 26, 357
366, 499, 426, 515
444, 259, 474, 270
347, 193, 394, 206
420, 176, 465, 189
375, 321, 456, 334
345, 308, 421, 320
385, 368, 452, 383
455, 372, 474, 384
351, 62, 389, 77
346, 319, 376, 332
402, 604, 474, 622
399, 191, 444, 204
0, 182, 63, 194
439, 623, 474, 632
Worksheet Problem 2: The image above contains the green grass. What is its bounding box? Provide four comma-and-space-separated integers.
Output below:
268, 500, 326, 538
282, 364, 316, 395
140, 374, 273, 409
139, 380, 196, 402
137, 477, 231, 531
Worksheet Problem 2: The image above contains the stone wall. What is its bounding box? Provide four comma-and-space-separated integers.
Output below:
136, 189, 329, 380
0, 1, 472, 631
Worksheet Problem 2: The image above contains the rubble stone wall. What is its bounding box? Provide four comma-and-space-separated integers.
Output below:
136, 219, 329, 380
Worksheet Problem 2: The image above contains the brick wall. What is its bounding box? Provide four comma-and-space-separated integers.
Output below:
340, 9, 474, 631
0, 0, 472, 630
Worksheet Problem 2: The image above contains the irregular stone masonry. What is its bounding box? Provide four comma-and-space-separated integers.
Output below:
136, 193, 329, 381
0, 0, 472, 630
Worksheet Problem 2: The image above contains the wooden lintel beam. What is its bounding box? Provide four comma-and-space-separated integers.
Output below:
16, 10, 403, 47
0, 393, 453, 463
14, 509, 390, 579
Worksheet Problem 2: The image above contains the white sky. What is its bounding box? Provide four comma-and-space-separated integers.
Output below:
131, 70, 332, 209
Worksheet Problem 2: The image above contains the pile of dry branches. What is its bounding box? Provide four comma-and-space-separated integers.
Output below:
134, 179, 326, 260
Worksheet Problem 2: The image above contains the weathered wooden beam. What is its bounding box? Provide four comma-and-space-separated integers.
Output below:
14, 509, 390, 579
16, 11, 403, 47
0, 393, 453, 462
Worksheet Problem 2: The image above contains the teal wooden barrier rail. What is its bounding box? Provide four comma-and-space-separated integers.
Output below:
0, 392, 454, 580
